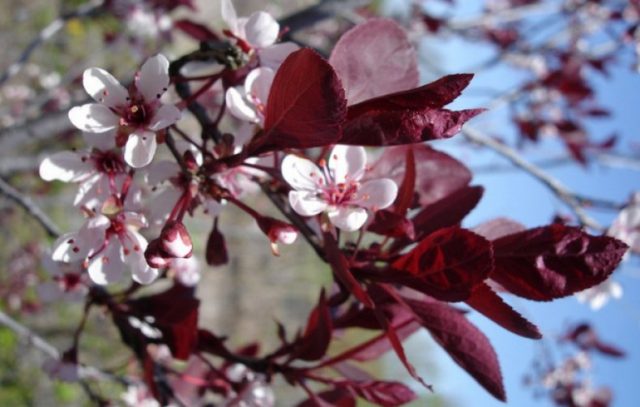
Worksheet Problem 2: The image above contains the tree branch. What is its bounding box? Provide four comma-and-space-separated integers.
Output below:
0, 0, 105, 89
0, 176, 61, 237
462, 125, 605, 230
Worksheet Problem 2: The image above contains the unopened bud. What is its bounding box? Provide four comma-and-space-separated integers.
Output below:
160, 221, 193, 258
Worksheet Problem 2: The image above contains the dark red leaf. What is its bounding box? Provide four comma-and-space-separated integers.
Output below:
391, 227, 493, 301
296, 387, 356, 407
340, 74, 481, 146
411, 186, 484, 241
324, 232, 374, 308
251, 48, 346, 153
348, 74, 475, 115
367, 210, 415, 239
369, 144, 472, 206
293, 290, 333, 361
351, 380, 417, 406
342, 107, 483, 146
329, 18, 419, 104
373, 307, 432, 390
466, 283, 542, 339
174, 19, 219, 42
127, 284, 200, 360
394, 147, 415, 215
206, 218, 228, 266
473, 218, 526, 241
405, 296, 506, 401
329, 309, 420, 364
390, 185, 483, 254
491, 224, 628, 301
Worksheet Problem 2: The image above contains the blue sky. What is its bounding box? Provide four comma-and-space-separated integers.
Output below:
380, 1, 640, 405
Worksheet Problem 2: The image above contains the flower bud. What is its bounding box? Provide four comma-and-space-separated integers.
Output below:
160, 221, 193, 258
144, 239, 172, 269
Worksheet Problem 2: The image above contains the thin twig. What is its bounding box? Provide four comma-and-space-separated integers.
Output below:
0, 0, 105, 88
0, 176, 61, 237
0, 309, 130, 385
462, 125, 604, 230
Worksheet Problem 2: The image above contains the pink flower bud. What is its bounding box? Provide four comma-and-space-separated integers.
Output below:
161, 221, 193, 258
144, 239, 172, 269
256, 216, 298, 256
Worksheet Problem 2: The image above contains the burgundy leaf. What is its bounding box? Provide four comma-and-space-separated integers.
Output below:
351, 380, 417, 406
348, 74, 475, 115
251, 48, 346, 153
293, 290, 333, 361
405, 296, 506, 401
394, 147, 416, 215
324, 232, 374, 308
174, 19, 219, 42
491, 224, 628, 301
328, 309, 420, 364
126, 284, 200, 360
369, 144, 472, 206
411, 186, 484, 241
391, 227, 493, 301
296, 387, 356, 407
373, 307, 432, 390
342, 107, 483, 146
390, 185, 483, 253
340, 74, 481, 146
206, 218, 228, 266
367, 210, 415, 239
466, 283, 542, 339
329, 18, 419, 104
473, 218, 526, 241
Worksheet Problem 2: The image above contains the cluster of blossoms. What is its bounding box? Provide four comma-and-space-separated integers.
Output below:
526, 323, 625, 407
33, 1, 632, 406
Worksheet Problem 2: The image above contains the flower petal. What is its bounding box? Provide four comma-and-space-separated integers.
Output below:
221, 0, 239, 34
52, 233, 88, 263
225, 87, 259, 123
281, 154, 324, 191
245, 11, 279, 48
82, 67, 128, 108
328, 206, 368, 231
328, 145, 367, 183
136, 54, 170, 102
88, 237, 125, 285
68, 104, 119, 133
245, 67, 275, 107
39, 151, 94, 182
258, 42, 300, 70
124, 131, 157, 168
289, 190, 327, 216
353, 178, 398, 210
127, 231, 159, 285
149, 104, 182, 131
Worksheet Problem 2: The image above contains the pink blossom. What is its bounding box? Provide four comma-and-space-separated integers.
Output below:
68, 55, 181, 168
51, 209, 158, 285
39, 133, 143, 212
221, 0, 298, 69
281, 145, 398, 231
608, 192, 640, 255
225, 67, 274, 126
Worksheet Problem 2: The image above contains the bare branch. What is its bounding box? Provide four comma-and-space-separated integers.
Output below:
0, 309, 131, 385
0, 176, 61, 237
462, 125, 605, 230
0, 0, 105, 89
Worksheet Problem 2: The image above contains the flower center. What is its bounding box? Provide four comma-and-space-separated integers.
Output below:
94, 150, 126, 174
324, 180, 359, 206
122, 103, 149, 127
